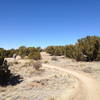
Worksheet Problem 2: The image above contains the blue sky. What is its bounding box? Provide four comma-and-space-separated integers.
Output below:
0, 0, 100, 49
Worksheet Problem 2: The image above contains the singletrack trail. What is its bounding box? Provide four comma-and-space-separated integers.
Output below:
43, 64, 100, 100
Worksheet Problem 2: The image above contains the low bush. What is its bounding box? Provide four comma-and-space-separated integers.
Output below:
44, 61, 48, 63
45, 46, 65, 56
51, 56, 58, 61
0, 58, 11, 86
75, 36, 100, 61
0, 46, 41, 60
46, 36, 100, 62
33, 61, 42, 70
0, 48, 17, 58
28, 50, 41, 60
65, 36, 100, 61
65, 45, 77, 59
18, 46, 41, 60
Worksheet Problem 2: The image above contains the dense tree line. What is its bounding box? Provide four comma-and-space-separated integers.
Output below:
45, 46, 65, 56
18, 46, 41, 60
0, 48, 16, 58
45, 36, 100, 61
0, 46, 41, 60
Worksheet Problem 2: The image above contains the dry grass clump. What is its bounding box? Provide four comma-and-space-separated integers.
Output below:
51, 56, 58, 61
33, 61, 42, 70
18, 60, 42, 70
44, 60, 48, 63
79, 64, 85, 68
14, 61, 19, 64
82, 67, 92, 73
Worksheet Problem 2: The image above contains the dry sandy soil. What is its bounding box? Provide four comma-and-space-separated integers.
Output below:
41, 52, 100, 100
0, 52, 100, 100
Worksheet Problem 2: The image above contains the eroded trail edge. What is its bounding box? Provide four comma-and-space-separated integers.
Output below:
43, 64, 100, 100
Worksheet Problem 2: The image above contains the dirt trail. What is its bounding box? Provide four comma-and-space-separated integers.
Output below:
43, 64, 100, 100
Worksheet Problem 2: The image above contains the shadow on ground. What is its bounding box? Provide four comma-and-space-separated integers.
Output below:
9, 74, 23, 86
0, 74, 23, 87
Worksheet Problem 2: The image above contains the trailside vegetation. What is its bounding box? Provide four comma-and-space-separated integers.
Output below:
45, 36, 100, 62
45, 46, 65, 56
0, 46, 41, 60
0, 57, 11, 86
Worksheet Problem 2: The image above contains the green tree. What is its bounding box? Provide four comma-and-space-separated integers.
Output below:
76, 36, 100, 61
18, 46, 27, 58
27, 47, 41, 60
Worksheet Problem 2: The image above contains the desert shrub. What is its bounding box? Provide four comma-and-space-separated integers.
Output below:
54, 46, 65, 56
0, 58, 11, 86
95, 38, 100, 61
0, 57, 4, 65
28, 52, 41, 60
18, 46, 41, 60
0, 46, 41, 60
65, 44, 85, 61
65, 36, 100, 61
0, 48, 6, 58
14, 61, 19, 64
45, 46, 55, 55
44, 61, 48, 63
18, 46, 28, 58
27, 47, 41, 60
75, 36, 100, 61
65, 45, 77, 59
46, 36, 100, 61
6, 49, 17, 58
0, 48, 17, 58
45, 46, 65, 56
51, 56, 58, 61
33, 61, 42, 70
37, 47, 43, 52
95, 48, 100, 61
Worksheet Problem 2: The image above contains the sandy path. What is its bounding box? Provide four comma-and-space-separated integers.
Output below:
43, 64, 100, 100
